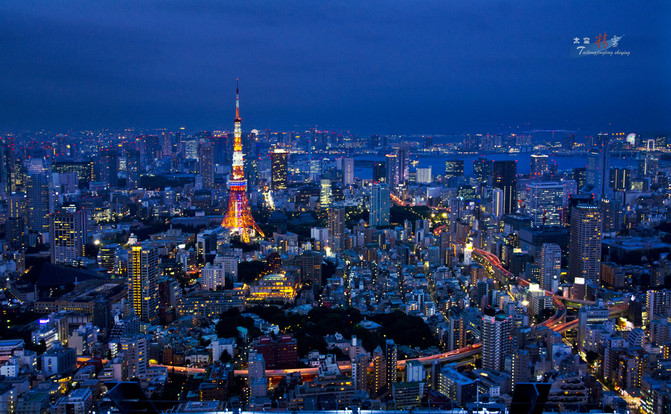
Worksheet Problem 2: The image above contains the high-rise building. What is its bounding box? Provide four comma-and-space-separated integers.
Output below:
26, 159, 51, 234
372, 346, 386, 395
584, 134, 612, 199
578, 301, 609, 350
540, 243, 561, 293
120, 335, 148, 379
473, 158, 492, 185
493, 161, 517, 215
5, 217, 25, 251
530, 154, 550, 178
526, 182, 564, 226
572, 167, 587, 191
416, 167, 432, 184
385, 154, 399, 187
342, 157, 354, 186
271, 149, 288, 190
444, 160, 464, 184
351, 353, 368, 391
98, 147, 118, 187
569, 205, 602, 288
221, 83, 264, 242
198, 140, 215, 189
319, 179, 331, 208
370, 183, 390, 227
328, 206, 345, 253
492, 188, 504, 219
481, 309, 512, 371
126, 149, 141, 189
128, 244, 159, 323
373, 161, 387, 183
609, 167, 631, 191
396, 147, 408, 184
50, 210, 87, 265
385, 339, 398, 390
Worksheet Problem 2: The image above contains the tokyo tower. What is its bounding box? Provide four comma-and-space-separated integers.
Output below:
221, 80, 264, 242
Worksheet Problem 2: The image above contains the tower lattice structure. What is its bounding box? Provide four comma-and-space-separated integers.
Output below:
221, 81, 264, 242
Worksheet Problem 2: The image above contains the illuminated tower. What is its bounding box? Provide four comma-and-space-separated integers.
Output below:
221, 81, 264, 242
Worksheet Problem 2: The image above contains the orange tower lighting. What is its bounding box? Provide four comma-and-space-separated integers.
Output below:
221, 80, 264, 242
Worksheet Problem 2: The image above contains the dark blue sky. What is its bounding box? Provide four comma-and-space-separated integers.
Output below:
1, 1, 669, 134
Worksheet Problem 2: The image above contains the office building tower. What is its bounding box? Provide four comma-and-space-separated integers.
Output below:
396, 147, 408, 183
569, 205, 602, 288
540, 243, 561, 293
328, 206, 345, 253
584, 134, 612, 199
221, 83, 264, 242
444, 159, 465, 184
342, 157, 354, 186
530, 154, 550, 178
447, 307, 466, 351
198, 141, 215, 189
492, 188, 504, 219
416, 167, 432, 184
126, 149, 141, 189
385, 154, 399, 187
128, 244, 159, 323
26, 159, 51, 234
572, 167, 587, 191
271, 149, 288, 190
120, 335, 148, 379
373, 161, 387, 183
50, 210, 87, 265
370, 183, 390, 227
609, 167, 631, 191
526, 182, 564, 226
385, 339, 398, 390
99, 147, 118, 186
473, 158, 492, 185
438, 364, 476, 405
320, 179, 331, 208
482, 309, 512, 371
5, 217, 25, 251
493, 160, 517, 215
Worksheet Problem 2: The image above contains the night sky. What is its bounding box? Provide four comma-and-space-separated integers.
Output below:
1, 1, 669, 134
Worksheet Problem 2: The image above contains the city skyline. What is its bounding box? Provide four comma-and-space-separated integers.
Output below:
1, 1, 669, 134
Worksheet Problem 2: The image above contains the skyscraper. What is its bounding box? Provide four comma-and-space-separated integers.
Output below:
493, 160, 517, 215
481, 309, 512, 371
50, 210, 87, 265
126, 149, 141, 189
98, 147, 118, 187
584, 134, 612, 199
444, 160, 465, 184
328, 206, 345, 253
526, 182, 564, 226
473, 158, 492, 185
396, 146, 408, 184
26, 159, 50, 234
271, 149, 288, 190
319, 179, 331, 208
569, 205, 602, 288
540, 243, 561, 293
370, 183, 390, 227
198, 140, 215, 189
530, 154, 549, 178
385, 339, 398, 390
385, 154, 399, 187
373, 161, 387, 183
342, 157, 354, 186
129, 243, 159, 323
120, 335, 149, 379
492, 188, 504, 219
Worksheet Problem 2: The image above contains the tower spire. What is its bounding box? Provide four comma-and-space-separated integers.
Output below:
235, 78, 240, 121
